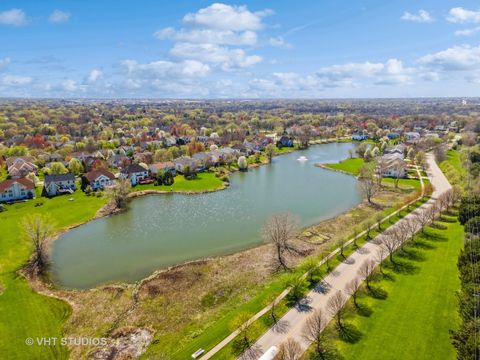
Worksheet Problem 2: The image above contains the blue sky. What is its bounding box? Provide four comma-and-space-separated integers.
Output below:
1, 0, 480, 98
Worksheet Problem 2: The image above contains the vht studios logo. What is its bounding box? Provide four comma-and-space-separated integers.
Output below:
25, 337, 107, 346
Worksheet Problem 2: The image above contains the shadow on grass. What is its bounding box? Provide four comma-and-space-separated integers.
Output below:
439, 215, 456, 223
385, 259, 420, 275
310, 347, 345, 360
396, 248, 427, 262
356, 302, 373, 317
338, 323, 363, 344
368, 285, 388, 300
411, 239, 436, 250
232, 341, 262, 359
380, 272, 396, 282
430, 222, 448, 230
423, 231, 448, 242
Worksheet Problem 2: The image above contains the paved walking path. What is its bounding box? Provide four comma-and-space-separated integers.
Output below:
252, 154, 451, 356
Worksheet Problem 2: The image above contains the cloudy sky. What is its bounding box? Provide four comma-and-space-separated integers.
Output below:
1, 0, 480, 98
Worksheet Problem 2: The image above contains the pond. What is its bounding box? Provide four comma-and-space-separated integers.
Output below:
51, 142, 361, 288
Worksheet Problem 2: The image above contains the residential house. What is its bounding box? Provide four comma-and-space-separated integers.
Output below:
108, 154, 131, 168
404, 132, 420, 143
387, 132, 400, 140
81, 169, 115, 191
6, 156, 38, 179
384, 144, 406, 157
0, 178, 35, 203
379, 153, 406, 178
119, 164, 149, 185
43, 173, 76, 197
149, 162, 176, 176
174, 157, 198, 174
192, 152, 214, 169
352, 133, 368, 141
277, 136, 294, 148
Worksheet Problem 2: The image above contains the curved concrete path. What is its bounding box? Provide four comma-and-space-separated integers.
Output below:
251, 153, 451, 357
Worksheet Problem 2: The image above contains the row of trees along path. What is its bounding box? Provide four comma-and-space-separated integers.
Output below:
200, 154, 450, 359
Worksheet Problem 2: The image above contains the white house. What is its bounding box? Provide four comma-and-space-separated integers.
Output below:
82, 169, 116, 191
119, 164, 148, 185
43, 173, 76, 197
0, 178, 35, 202
6, 156, 38, 179
379, 153, 406, 178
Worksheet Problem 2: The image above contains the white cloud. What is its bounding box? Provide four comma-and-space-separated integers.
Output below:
183, 3, 272, 31
447, 7, 480, 24
61, 79, 79, 91
170, 42, 261, 69
155, 28, 257, 45
0, 58, 10, 69
122, 59, 211, 78
87, 69, 103, 83
49, 10, 71, 24
269, 36, 292, 48
418, 45, 480, 71
316, 58, 414, 86
0, 8, 27, 26
401, 10, 433, 23
1, 74, 33, 86
455, 26, 480, 36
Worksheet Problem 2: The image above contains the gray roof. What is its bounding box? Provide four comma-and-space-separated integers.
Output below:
44, 173, 75, 183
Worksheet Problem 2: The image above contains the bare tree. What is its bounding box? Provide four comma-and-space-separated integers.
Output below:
302, 309, 328, 358
374, 247, 388, 275
262, 213, 300, 270
359, 164, 378, 204
404, 217, 419, 243
22, 214, 55, 275
351, 227, 360, 248
375, 158, 389, 187
275, 339, 302, 360
231, 312, 257, 358
345, 278, 361, 308
381, 233, 397, 263
327, 290, 346, 330
357, 259, 376, 291
338, 238, 347, 259
376, 213, 384, 231
393, 161, 406, 188
426, 203, 438, 227
413, 208, 430, 233
365, 219, 374, 240
106, 179, 131, 209
391, 223, 408, 251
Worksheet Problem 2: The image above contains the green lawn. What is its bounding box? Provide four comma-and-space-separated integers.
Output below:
325, 158, 365, 176
132, 172, 225, 193
170, 196, 430, 360
0, 189, 107, 359
0, 174, 224, 359
336, 217, 463, 360
440, 150, 465, 187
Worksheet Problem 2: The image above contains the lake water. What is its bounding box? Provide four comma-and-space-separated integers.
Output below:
51, 142, 361, 288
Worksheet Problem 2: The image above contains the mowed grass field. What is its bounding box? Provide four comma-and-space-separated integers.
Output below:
336, 217, 463, 360
0, 190, 107, 359
325, 157, 364, 176
0, 174, 223, 359
132, 171, 225, 192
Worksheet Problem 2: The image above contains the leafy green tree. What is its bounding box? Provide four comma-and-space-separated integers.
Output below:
49, 162, 68, 174
68, 158, 84, 175
265, 143, 275, 163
